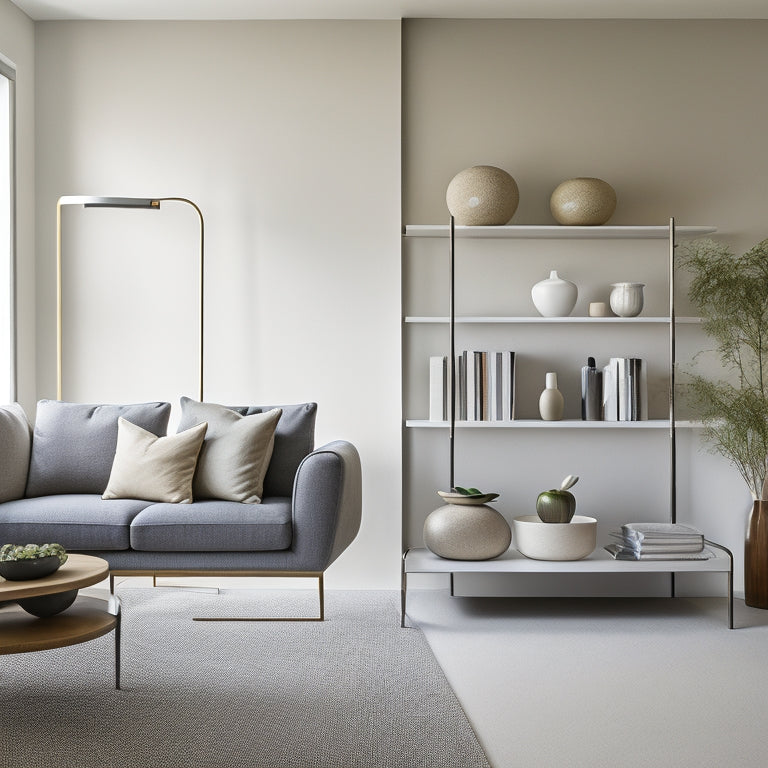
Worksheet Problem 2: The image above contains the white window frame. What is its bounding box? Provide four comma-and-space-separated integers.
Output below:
0, 56, 16, 403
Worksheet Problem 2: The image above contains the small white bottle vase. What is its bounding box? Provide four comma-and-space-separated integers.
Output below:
539, 372, 564, 421
531, 270, 578, 317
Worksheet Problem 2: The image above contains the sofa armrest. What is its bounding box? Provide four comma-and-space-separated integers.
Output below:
0, 403, 32, 503
291, 440, 362, 571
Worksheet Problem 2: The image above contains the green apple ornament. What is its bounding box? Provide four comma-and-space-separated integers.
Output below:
536, 475, 579, 523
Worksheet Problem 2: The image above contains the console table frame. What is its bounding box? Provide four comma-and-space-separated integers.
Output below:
401, 541, 734, 629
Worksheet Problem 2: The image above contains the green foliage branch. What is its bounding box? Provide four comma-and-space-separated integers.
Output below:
678, 237, 768, 499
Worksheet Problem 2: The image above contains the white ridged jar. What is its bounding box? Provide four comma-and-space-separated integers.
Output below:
609, 282, 645, 317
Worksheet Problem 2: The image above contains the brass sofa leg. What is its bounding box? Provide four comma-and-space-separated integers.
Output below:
194, 574, 325, 622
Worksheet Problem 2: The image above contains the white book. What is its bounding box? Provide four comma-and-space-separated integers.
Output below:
429, 356, 447, 421
617, 357, 630, 421
603, 358, 620, 421
488, 351, 503, 421
465, 350, 476, 421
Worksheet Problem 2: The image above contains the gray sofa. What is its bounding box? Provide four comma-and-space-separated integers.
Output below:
0, 399, 362, 619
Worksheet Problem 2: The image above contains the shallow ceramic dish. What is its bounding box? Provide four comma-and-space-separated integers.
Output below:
437, 491, 500, 506
0, 556, 62, 581
513, 515, 597, 561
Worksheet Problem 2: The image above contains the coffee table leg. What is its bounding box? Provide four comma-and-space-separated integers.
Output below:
108, 595, 122, 689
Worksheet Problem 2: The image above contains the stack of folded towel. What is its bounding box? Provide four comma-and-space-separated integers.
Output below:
605, 522, 710, 560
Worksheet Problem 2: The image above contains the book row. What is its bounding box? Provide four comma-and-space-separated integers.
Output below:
600, 357, 648, 422
429, 353, 649, 422
430, 351, 516, 422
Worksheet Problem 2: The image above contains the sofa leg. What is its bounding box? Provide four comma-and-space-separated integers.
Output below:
193, 573, 325, 622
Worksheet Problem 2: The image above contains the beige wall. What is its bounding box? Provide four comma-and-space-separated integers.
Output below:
0, 0, 35, 415
13, 15, 768, 593
404, 19, 768, 247
403, 19, 768, 595
34, 20, 403, 588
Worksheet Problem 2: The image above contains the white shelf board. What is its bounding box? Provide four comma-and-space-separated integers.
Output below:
403, 224, 717, 239
405, 419, 672, 429
405, 316, 703, 324
404, 546, 731, 575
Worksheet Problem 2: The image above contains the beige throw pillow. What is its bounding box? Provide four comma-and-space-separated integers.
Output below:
102, 418, 208, 504
184, 402, 282, 503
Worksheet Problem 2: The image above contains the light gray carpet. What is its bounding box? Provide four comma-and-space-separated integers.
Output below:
408, 591, 768, 768
0, 588, 490, 768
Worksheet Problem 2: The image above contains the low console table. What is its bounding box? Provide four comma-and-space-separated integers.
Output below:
402, 541, 734, 629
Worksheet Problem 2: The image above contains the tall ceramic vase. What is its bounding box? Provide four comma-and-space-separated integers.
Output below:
745, 500, 768, 608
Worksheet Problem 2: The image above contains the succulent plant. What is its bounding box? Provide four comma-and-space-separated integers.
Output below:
0, 543, 68, 565
452, 486, 485, 496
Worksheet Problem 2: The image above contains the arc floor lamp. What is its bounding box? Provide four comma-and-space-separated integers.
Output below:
56, 196, 205, 401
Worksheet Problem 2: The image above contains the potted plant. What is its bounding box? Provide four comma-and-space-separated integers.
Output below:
678, 237, 768, 608
0, 543, 68, 581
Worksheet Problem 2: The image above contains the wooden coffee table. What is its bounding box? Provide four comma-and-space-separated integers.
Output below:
0, 554, 121, 688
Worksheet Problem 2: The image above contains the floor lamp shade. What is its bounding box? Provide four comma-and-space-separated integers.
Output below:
56, 196, 204, 401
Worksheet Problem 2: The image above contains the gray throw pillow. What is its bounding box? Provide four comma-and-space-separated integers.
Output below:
178, 398, 316, 497
176, 400, 282, 503
25, 400, 172, 497
0, 403, 32, 503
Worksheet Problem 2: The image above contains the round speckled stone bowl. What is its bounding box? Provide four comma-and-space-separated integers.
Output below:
550, 177, 617, 226
446, 165, 519, 226
424, 503, 512, 560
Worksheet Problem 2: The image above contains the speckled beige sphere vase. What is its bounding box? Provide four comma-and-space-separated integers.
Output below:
423, 503, 512, 560
446, 165, 519, 225
550, 177, 617, 225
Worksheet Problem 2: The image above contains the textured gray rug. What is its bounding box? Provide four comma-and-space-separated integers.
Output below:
0, 588, 489, 768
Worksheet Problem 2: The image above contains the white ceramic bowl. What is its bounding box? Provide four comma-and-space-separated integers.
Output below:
513, 515, 597, 561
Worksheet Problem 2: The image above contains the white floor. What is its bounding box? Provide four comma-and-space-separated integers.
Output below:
405, 590, 768, 768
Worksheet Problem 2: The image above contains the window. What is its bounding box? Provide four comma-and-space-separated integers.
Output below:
0, 58, 15, 403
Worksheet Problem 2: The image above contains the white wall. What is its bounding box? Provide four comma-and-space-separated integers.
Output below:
34, 20, 403, 588
0, 0, 35, 415
403, 19, 768, 596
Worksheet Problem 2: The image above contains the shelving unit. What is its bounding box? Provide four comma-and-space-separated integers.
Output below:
404, 224, 713, 239
401, 218, 717, 598
405, 419, 688, 429
405, 316, 702, 324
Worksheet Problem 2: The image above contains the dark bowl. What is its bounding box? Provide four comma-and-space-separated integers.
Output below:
0, 556, 62, 581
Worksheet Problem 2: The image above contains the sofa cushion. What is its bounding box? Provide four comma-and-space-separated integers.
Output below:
25, 400, 172, 497
0, 494, 152, 550
102, 418, 207, 504
129, 498, 293, 552
179, 399, 316, 497
0, 403, 32, 503
175, 400, 282, 503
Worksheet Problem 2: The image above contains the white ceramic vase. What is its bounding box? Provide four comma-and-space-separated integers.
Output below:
539, 372, 564, 421
531, 271, 578, 317
609, 282, 645, 317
